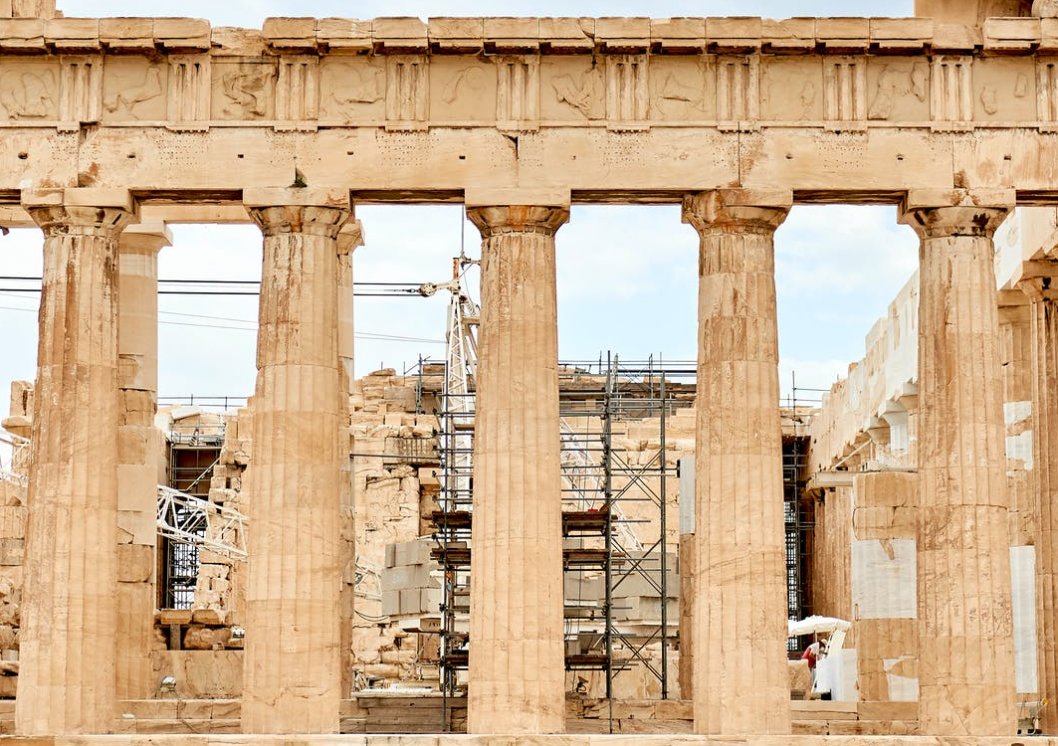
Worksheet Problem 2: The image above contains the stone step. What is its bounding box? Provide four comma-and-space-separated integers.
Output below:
119, 699, 240, 720
793, 720, 919, 736
117, 718, 241, 735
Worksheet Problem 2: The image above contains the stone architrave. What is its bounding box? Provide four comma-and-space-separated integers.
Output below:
1023, 275, 1058, 733
900, 189, 1016, 736
465, 192, 569, 735
681, 189, 792, 735
242, 189, 351, 734
16, 188, 137, 735
115, 220, 172, 700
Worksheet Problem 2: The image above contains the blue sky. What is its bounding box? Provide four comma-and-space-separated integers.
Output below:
0, 1, 921, 428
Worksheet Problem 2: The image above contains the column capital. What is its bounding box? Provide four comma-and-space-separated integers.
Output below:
337, 220, 365, 255
681, 189, 792, 234
22, 188, 138, 238
244, 188, 352, 239
467, 205, 570, 239
120, 220, 173, 255
899, 189, 1014, 239
1017, 276, 1058, 302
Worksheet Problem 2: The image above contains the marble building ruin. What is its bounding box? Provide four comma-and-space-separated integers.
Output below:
5, 0, 1058, 742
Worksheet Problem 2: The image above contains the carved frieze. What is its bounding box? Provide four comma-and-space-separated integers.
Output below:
0, 59, 58, 122
866, 59, 929, 122
649, 56, 710, 122
541, 57, 604, 121
760, 58, 821, 122
0, 27, 1051, 134
973, 58, 1034, 122
319, 57, 385, 123
212, 59, 276, 121
430, 57, 493, 123
102, 57, 165, 122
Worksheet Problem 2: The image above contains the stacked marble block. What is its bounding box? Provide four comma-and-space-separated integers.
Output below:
0, 381, 32, 701
381, 540, 441, 619
0, 476, 23, 698
349, 369, 442, 689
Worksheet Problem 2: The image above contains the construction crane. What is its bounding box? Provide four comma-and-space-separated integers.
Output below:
424, 256, 480, 512
431, 254, 640, 548
156, 483, 383, 601
156, 485, 247, 560
0, 433, 28, 488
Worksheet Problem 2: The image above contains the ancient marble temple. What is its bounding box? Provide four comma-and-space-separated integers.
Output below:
0, 0, 1057, 742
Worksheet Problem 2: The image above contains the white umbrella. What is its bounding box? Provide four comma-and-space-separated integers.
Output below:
787, 615, 851, 638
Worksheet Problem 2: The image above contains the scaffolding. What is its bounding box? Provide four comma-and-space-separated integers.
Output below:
431, 350, 690, 730
558, 355, 693, 719
784, 430, 816, 653
162, 426, 224, 609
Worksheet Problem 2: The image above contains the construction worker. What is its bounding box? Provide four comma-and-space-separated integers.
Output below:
802, 635, 827, 692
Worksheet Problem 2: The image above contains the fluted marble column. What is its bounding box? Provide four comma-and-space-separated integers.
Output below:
337, 221, 364, 393
466, 197, 568, 734
16, 188, 136, 735
900, 189, 1016, 735
242, 189, 351, 734
336, 218, 362, 699
682, 189, 791, 735
1025, 277, 1058, 733
115, 220, 171, 700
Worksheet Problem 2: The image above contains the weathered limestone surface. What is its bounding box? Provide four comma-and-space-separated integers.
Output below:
0, 417, 26, 702
241, 190, 351, 734
0, 17, 1057, 208
193, 407, 249, 620
900, 190, 1016, 735
348, 368, 442, 690
1027, 282, 1058, 733
465, 200, 568, 734
115, 220, 170, 700
998, 296, 1035, 546
0, 0, 56, 18
16, 188, 136, 735
337, 222, 364, 392
335, 223, 362, 699
677, 534, 695, 701
0, 735, 1055, 745
682, 190, 791, 735
852, 472, 918, 703
915, 0, 1032, 23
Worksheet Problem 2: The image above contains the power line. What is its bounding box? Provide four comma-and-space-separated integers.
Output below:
0, 276, 439, 298
0, 275, 426, 286
0, 304, 443, 344
0, 287, 432, 297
